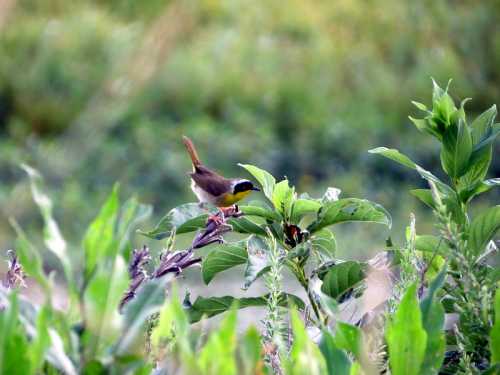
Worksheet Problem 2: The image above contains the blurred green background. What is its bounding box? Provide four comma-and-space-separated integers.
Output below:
1, 0, 499, 259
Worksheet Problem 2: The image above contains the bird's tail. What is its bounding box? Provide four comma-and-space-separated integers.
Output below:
182, 136, 202, 168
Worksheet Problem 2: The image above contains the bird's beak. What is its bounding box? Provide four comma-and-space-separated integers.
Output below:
251, 186, 261, 191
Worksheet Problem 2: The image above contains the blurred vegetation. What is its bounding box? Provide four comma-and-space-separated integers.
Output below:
1, 0, 499, 253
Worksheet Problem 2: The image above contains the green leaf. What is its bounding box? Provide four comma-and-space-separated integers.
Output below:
227, 217, 266, 236
198, 307, 238, 375
202, 242, 247, 284
83, 255, 129, 359
21, 164, 71, 284
459, 178, 500, 203
415, 235, 450, 256
320, 261, 366, 301
319, 330, 351, 375
83, 184, 120, 278
471, 105, 497, 144
244, 235, 270, 289
368, 147, 416, 169
238, 163, 276, 201
308, 198, 391, 233
311, 228, 337, 261
288, 309, 327, 375
115, 275, 174, 355
440, 119, 472, 178
117, 196, 152, 255
469, 206, 500, 255
138, 203, 208, 240
491, 288, 500, 364
333, 322, 362, 360
239, 205, 281, 222
410, 189, 435, 209
419, 267, 446, 374
272, 179, 296, 219
291, 198, 322, 224
240, 326, 264, 375
386, 283, 427, 375
30, 305, 51, 373
187, 294, 304, 323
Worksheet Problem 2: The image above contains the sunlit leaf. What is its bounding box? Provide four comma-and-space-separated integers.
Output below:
386, 283, 427, 375
415, 235, 450, 256
419, 266, 446, 374
239, 205, 281, 222
272, 179, 296, 220
333, 322, 362, 360
83, 184, 120, 278
244, 235, 270, 289
287, 309, 327, 375
440, 119, 472, 178
238, 163, 276, 201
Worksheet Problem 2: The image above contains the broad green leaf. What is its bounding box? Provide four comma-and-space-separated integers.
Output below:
83, 255, 129, 359
469, 206, 500, 255
115, 275, 174, 355
410, 189, 435, 209
21, 164, 71, 284
187, 294, 304, 323
138, 203, 208, 240
202, 242, 247, 284
288, 309, 327, 375
319, 330, 351, 375
308, 198, 391, 233
368, 147, 417, 170
333, 322, 362, 360
311, 228, 337, 261
320, 261, 366, 301
491, 288, 500, 364
227, 217, 266, 236
440, 119, 472, 178
291, 198, 322, 224
386, 283, 427, 375
238, 163, 276, 201
244, 235, 270, 289
272, 179, 296, 219
83, 184, 120, 278
239, 205, 281, 222
419, 267, 446, 374
415, 235, 450, 256
198, 307, 238, 375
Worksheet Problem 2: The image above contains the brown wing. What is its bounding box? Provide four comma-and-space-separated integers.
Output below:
190, 165, 232, 197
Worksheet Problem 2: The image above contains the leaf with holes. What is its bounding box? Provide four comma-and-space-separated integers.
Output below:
308, 198, 391, 233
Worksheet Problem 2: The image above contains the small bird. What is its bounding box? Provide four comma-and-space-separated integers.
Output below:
182, 136, 260, 208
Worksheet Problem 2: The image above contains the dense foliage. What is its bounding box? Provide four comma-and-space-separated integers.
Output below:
1, 0, 500, 250
1, 83, 499, 374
